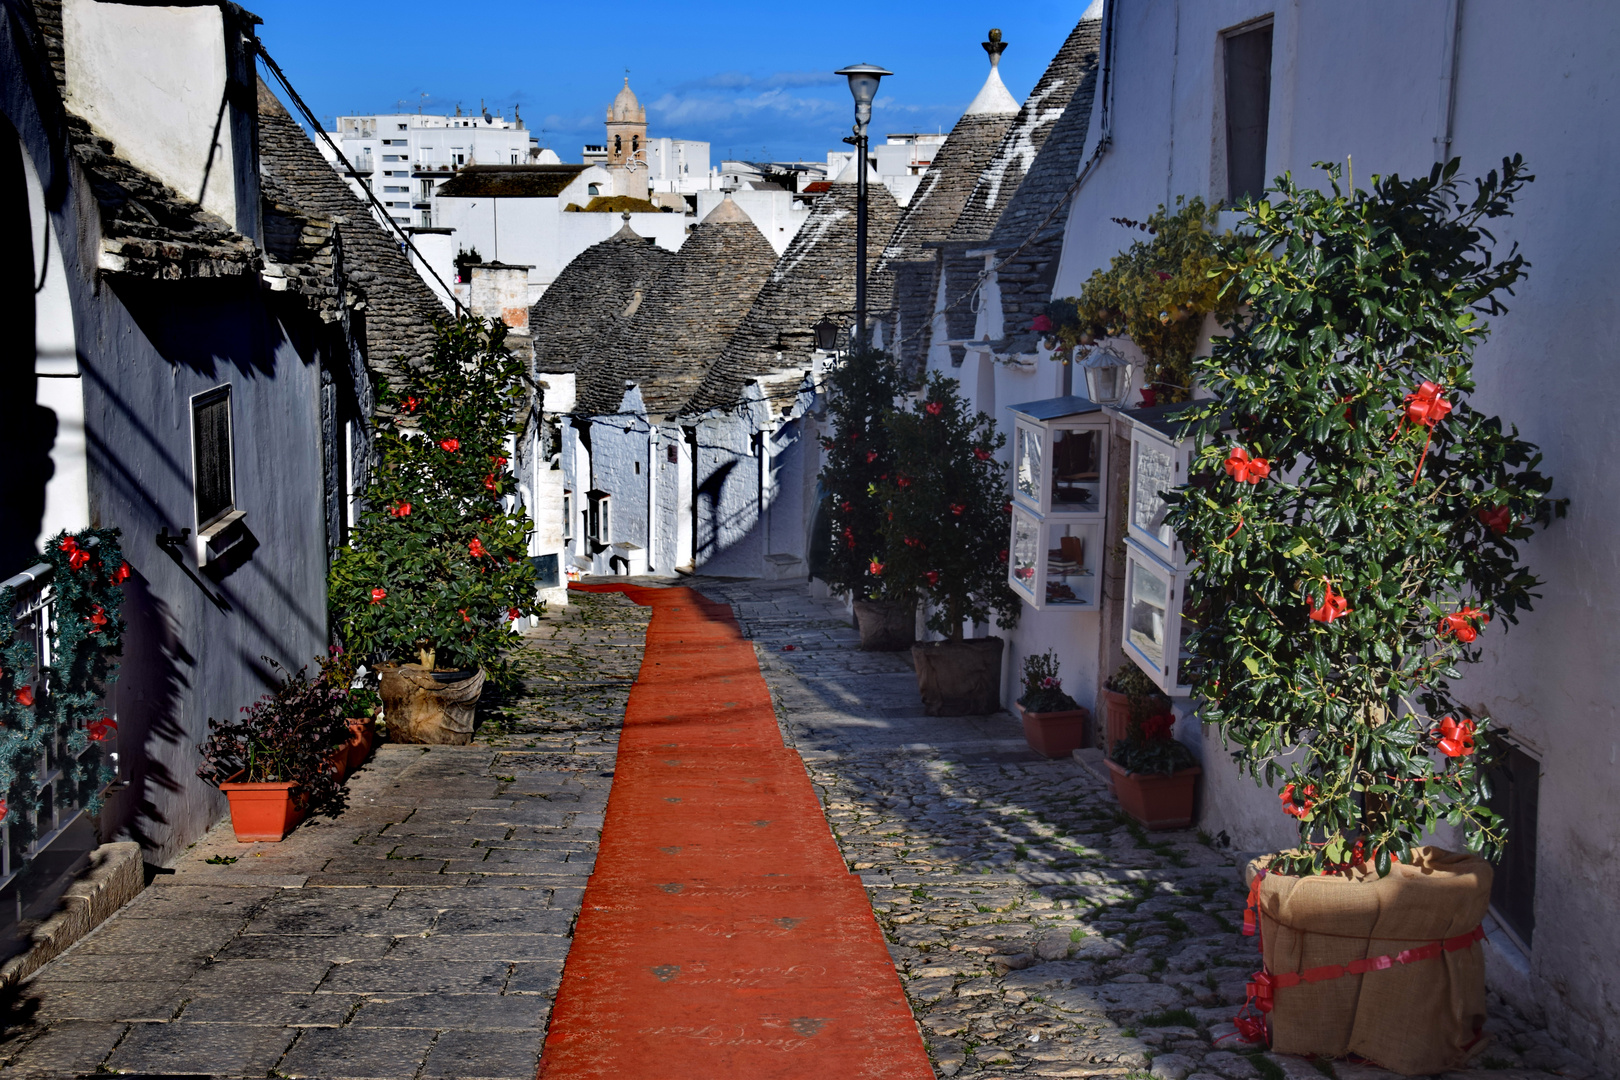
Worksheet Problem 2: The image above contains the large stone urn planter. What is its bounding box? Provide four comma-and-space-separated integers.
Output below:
912, 637, 1003, 716
380, 665, 485, 745
1244, 847, 1492, 1075
852, 599, 916, 651
1017, 702, 1091, 758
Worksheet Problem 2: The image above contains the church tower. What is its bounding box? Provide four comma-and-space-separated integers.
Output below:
605, 77, 649, 199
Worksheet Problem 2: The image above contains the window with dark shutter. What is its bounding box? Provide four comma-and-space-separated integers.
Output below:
1487, 743, 1540, 947
192, 387, 235, 530
1223, 21, 1274, 206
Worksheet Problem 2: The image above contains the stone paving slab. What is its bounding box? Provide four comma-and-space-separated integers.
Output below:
0, 589, 649, 1079
694, 578, 1601, 1080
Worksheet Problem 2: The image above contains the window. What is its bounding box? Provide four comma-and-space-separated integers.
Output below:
510, 153, 519, 164
191, 386, 234, 529
1223, 21, 1273, 205
562, 491, 572, 538
1488, 744, 1540, 947
587, 183, 600, 197
397, 123, 407, 131
586, 491, 611, 546
384, 186, 407, 193
383, 155, 401, 162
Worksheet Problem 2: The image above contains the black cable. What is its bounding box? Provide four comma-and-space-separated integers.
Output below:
254, 41, 468, 316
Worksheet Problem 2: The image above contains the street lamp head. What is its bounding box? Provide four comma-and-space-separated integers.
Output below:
834, 63, 892, 132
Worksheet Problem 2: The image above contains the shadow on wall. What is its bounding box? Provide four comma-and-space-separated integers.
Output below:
0, 116, 49, 579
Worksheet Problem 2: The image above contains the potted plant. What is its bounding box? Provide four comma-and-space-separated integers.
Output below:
1166, 157, 1557, 1074
880, 372, 1019, 715
1015, 650, 1089, 758
818, 348, 913, 649
197, 660, 351, 842
1107, 696, 1199, 830
329, 317, 535, 744
1101, 662, 1157, 753
344, 685, 382, 774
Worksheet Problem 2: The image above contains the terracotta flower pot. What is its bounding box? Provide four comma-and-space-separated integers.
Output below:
1017, 703, 1091, 758
1246, 847, 1492, 1074
219, 773, 304, 842
1107, 758, 1199, 830
326, 746, 348, 783
852, 599, 916, 651
380, 665, 485, 744
344, 715, 376, 774
1100, 689, 1133, 753
912, 637, 1003, 716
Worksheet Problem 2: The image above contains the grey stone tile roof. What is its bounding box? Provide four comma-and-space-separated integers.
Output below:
575, 200, 777, 420
255, 81, 447, 383
878, 112, 1014, 268
948, 17, 1103, 244
529, 226, 676, 377
682, 181, 902, 417
436, 165, 590, 198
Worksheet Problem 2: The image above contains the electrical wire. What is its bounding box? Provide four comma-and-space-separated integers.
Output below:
255, 42, 468, 316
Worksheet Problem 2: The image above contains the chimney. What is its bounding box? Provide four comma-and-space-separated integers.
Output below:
468, 263, 533, 332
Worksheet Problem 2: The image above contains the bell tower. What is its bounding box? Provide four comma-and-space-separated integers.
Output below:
605, 76, 649, 199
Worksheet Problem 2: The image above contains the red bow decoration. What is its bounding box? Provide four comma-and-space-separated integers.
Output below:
112, 561, 131, 585
1224, 447, 1271, 484
1279, 783, 1316, 819
1438, 605, 1489, 643
1478, 506, 1513, 535
949, 503, 965, 517
1437, 716, 1477, 758
88, 606, 109, 632
439, 438, 460, 452
15, 686, 34, 707
89, 717, 117, 742
1030, 314, 1053, 333
1397, 382, 1452, 485
997, 548, 1008, 563
60, 536, 91, 571
1307, 580, 1351, 623
468, 539, 487, 558
839, 501, 851, 512
370, 588, 387, 605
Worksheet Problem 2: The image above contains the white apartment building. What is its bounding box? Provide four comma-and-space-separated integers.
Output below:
319, 106, 539, 228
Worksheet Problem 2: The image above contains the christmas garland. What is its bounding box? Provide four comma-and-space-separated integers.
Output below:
0, 528, 127, 849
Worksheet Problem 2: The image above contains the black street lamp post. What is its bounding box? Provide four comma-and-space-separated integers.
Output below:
834, 62, 891, 350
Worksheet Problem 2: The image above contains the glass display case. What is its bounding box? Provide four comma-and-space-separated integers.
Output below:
1123, 403, 1197, 569
1123, 537, 1198, 695
1008, 508, 1103, 610
1009, 397, 1110, 516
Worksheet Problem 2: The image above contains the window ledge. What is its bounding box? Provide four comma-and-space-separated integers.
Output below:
196, 510, 247, 568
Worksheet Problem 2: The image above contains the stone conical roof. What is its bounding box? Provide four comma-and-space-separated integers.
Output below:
682, 181, 903, 416
530, 227, 675, 375
575, 200, 778, 418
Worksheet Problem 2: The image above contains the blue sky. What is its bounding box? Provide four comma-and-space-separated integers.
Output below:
251, 0, 1084, 163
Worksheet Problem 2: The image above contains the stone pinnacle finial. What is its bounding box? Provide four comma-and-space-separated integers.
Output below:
983, 28, 1007, 67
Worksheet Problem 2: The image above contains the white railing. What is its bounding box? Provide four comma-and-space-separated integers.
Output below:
0, 562, 112, 891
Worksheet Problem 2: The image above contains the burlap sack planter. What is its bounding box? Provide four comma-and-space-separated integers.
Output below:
380, 665, 485, 745
1244, 846, 1492, 1075
912, 637, 1003, 716
852, 599, 916, 651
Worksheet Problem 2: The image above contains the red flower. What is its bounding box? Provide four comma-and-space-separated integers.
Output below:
490, 455, 508, 467
1030, 314, 1053, 333
1478, 506, 1513, 535
460, 609, 471, 623
1279, 783, 1316, 818
390, 501, 412, 517
1436, 716, 1477, 758
15, 686, 33, 707
896, 474, 911, 488
370, 588, 386, 605
924, 401, 943, 417
89, 717, 117, 742
867, 558, 884, 576
998, 548, 1008, 563
903, 536, 920, 548
1003, 501, 1013, 515
949, 503, 965, 517
1224, 446, 1271, 484
839, 501, 851, 512
924, 570, 941, 586
484, 473, 498, 491
440, 438, 460, 452
1307, 581, 1351, 624
1140, 712, 1175, 740
1155, 270, 1173, 282
112, 561, 131, 585
508, 607, 523, 620
865, 450, 879, 464
403, 396, 420, 413
88, 606, 108, 632
974, 448, 991, 461
468, 539, 487, 558
1438, 605, 1489, 643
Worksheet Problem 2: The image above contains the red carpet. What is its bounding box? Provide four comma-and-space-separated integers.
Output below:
538, 585, 932, 1078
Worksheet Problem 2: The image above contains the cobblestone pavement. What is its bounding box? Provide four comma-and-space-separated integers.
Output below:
0, 590, 647, 1079
695, 578, 1597, 1080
